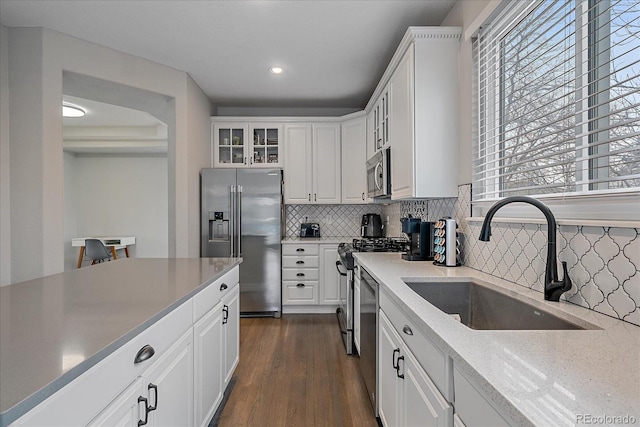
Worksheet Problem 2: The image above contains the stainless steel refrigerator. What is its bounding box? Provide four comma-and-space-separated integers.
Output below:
200, 168, 282, 317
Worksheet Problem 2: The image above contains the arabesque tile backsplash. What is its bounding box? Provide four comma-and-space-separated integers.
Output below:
383, 184, 640, 326
285, 186, 639, 325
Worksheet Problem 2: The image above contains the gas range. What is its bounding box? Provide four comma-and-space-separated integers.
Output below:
338, 237, 408, 270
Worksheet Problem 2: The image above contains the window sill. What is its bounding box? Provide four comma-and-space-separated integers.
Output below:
467, 217, 640, 228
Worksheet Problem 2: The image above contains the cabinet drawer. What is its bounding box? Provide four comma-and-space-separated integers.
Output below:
282, 268, 319, 281
283, 281, 318, 304
282, 255, 319, 268
282, 243, 319, 256
380, 289, 452, 401
193, 267, 239, 322
453, 367, 510, 427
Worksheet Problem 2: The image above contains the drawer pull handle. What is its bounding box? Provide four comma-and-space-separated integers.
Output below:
134, 345, 155, 364
138, 396, 149, 426
222, 304, 229, 324
392, 348, 400, 370
396, 356, 405, 379
147, 383, 158, 412
296, 248, 305, 252
220, 283, 228, 291
402, 325, 413, 336
296, 273, 305, 277
296, 260, 305, 264
297, 283, 305, 287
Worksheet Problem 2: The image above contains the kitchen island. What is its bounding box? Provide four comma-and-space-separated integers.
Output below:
0, 257, 241, 426
354, 252, 639, 426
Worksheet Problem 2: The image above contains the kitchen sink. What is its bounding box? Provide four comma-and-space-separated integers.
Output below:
403, 280, 596, 330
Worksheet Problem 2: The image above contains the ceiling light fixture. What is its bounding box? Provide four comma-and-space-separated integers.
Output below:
62, 102, 86, 118
269, 67, 284, 75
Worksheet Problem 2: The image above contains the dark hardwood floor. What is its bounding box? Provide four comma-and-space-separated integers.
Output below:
217, 314, 379, 427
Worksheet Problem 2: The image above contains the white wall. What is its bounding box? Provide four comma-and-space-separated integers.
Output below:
441, 0, 498, 185
4, 27, 212, 284
0, 25, 11, 285
64, 154, 168, 270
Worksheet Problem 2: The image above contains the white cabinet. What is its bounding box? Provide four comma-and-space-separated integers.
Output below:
341, 115, 368, 204
319, 244, 340, 305
222, 285, 240, 387
379, 311, 452, 427
453, 367, 510, 427
282, 243, 340, 311
283, 123, 341, 204
212, 121, 282, 168
89, 329, 194, 427
389, 28, 461, 199
372, 87, 390, 152
193, 302, 224, 427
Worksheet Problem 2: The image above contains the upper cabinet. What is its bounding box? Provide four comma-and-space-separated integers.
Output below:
341, 115, 368, 204
212, 121, 282, 168
388, 28, 461, 199
283, 123, 341, 204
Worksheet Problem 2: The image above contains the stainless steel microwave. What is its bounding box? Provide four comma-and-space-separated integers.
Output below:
366, 148, 391, 198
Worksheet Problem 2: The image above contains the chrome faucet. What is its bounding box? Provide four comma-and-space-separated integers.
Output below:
478, 196, 572, 301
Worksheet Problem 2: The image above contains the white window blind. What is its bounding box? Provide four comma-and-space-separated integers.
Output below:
472, 0, 640, 202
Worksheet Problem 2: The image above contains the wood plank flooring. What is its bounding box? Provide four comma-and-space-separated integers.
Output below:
217, 314, 379, 427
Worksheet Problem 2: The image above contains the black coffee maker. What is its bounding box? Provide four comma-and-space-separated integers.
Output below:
400, 216, 434, 261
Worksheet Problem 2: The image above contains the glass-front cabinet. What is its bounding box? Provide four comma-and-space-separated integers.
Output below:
213, 122, 282, 168
249, 124, 282, 167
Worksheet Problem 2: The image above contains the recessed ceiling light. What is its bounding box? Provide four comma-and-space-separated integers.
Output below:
269, 67, 284, 75
62, 102, 86, 118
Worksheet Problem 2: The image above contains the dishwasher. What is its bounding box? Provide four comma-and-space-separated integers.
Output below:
359, 267, 379, 416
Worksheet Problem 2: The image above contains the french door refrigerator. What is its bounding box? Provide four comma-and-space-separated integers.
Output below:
200, 168, 282, 317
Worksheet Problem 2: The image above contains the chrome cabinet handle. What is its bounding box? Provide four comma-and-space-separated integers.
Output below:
396, 356, 405, 379
308, 193, 311, 201
392, 348, 400, 370
296, 260, 305, 264
134, 345, 155, 364
402, 325, 413, 336
296, 283, 305, 287
296, 248, 305, 252
296, 273, 305, 277
222, 305, 229, 324
220, 283, 228, 291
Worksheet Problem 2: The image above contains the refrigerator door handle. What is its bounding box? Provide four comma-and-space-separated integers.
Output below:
237, 185, 242, 256
230, 185, 236, 257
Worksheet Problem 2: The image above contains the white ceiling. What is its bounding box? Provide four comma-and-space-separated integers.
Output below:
0, 0, 457, 109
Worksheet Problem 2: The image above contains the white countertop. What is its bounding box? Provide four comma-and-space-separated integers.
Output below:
281, 236, 359, 244
0, 257, 241, 425
354, 253, 640, 427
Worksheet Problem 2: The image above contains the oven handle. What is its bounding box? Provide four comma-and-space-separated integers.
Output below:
335, 260, 348, 276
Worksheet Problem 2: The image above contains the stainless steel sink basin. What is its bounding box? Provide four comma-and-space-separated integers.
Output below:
404, 280, 595, 330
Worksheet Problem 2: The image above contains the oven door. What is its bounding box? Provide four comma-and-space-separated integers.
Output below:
335, 259, 353, 354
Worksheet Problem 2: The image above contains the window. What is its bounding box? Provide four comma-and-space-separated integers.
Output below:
472, 0, 639, 208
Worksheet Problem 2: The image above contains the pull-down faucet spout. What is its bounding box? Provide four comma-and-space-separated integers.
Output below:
479, 196, 572, 301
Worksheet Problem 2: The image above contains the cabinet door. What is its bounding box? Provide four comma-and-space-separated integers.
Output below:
213, 123, 249, 168
313, 124, 341, 204
145, 329, 194, 427
378, 311, 402, 427
249, 124, 282, 167
193, 303, 224, 427
353, 267, 361, 354
319, 244, 340, 305
402, 348, 453, 427
390, 46, 414, 199
87, 379, 145, 427
366, 109, 376, 161
222, 285, 240, 387
283, 124, 313, 204
341, 117, 368, 204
